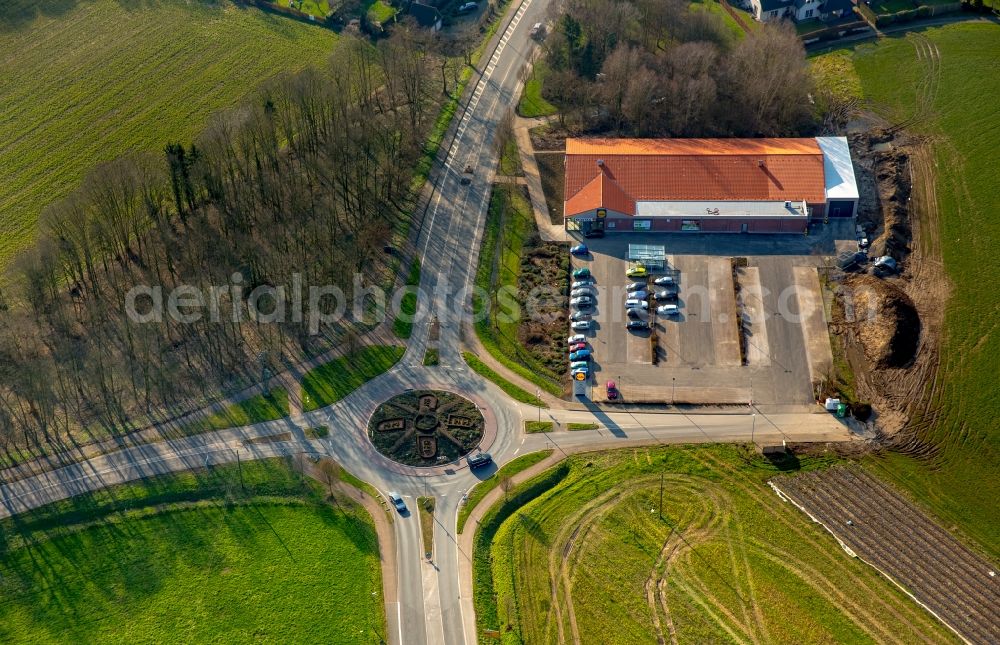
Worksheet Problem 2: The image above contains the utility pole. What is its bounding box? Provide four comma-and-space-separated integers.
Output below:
536, 388, 541, 423
659, 471, 664, 519
752, 413, 757, 445
672, 377, 676, 405
237, 449, 245, 492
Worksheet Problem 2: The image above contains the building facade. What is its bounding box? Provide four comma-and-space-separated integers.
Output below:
563, 137, 858, 235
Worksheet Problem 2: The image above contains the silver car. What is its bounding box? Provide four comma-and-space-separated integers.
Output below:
625, 298, 649, 310
571, 280, 594, 289
570, 288, 591, 298
625, 281, 646, 292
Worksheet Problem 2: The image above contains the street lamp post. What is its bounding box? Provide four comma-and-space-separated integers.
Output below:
672, 377, 676, 405
536, 388, 541, 423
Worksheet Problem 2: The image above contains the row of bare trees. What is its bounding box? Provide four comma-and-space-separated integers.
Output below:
0, 33, 440, 462
541, 0, 816, 137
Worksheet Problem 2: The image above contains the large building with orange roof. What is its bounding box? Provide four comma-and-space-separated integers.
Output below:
563, 137, 858, 234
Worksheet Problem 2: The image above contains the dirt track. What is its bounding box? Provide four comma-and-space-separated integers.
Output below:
774, 466, 1000, 644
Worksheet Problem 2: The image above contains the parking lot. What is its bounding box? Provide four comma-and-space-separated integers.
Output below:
568, 231, 839, 407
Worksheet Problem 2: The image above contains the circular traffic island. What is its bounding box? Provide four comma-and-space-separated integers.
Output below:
368, 390, 485, 467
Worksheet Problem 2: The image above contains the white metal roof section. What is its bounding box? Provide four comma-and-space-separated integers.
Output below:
635, 200, 808, 218
627, 244, 666, 261
817, 136, 860, 201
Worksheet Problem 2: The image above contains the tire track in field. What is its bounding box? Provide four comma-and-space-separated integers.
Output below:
691, 452, 952, 641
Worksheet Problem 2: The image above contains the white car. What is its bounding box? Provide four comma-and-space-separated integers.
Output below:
653, 276, 675, 286
657, 304, 680, 316
567, 334, 586, 345
571, 320, 592, 331
570, 288, 591, 298
571, 279, 594, 289
570, 296, 593, 307
625, 299, 648, 310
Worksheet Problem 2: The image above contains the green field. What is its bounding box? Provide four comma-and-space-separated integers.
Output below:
462, 352, 547, 407
518, 61, 558, 118
811, 23, 1000, 559
180, 388, 290, 434
0, 0, 337, 269
0, 460, 384, 643
301, 345, 404, 411
474, 445, 958, 644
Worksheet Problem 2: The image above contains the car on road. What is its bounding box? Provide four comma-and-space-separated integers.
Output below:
571, 279, 593, 289
570, 310, 590, 321
572, 267, 592, 279
388, 492, 407, 513
570, 295, 593, 307
570, 342, 587, 352
653, 276, 675, 286
457, 2, 478, 13
657, 304, 680, 316
567, 334, 586, 345
467, 452, 492, 468
626, 320, 650, 331
569, 349, 591, 361
625, 298, 648, 309
625, 281, 646, 292
570, 288, 591, 298
626, 264, 648, 278
529, 21, 545, 38
571, 320, 592, 331
606, 380, 619, 400
570, 244, 589, 256
654, 290, 677, 301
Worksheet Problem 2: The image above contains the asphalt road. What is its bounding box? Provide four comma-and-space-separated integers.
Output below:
0, 2, 858, 643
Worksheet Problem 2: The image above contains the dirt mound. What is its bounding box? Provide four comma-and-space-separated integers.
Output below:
845, 275, 920, 369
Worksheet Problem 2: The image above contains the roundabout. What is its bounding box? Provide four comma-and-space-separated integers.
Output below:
367, 390, 486, 467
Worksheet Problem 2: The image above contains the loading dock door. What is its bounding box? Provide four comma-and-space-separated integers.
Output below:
828, 200, 855, 218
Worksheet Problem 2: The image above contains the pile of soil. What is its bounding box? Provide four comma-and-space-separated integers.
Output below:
844, 274, 920, 369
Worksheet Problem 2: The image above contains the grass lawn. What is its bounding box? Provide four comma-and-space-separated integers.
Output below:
423, 348, 440, 365
689, 0, 753, 41
518, 61, 558, 118
418, 496, 435, 555
366, 0, 398, 24
462, 352, 547, 407
180, 388, 289, 434
301, 345, 404, 411
393, 255, 422, 339
473, 186, 564, 396
474, 444, 958, 643
0, 0, 337, 270
567, 422, 598, 430
870, 0, 915, 12
0, 459, 385, 643
457, 450, 552, 532
811, 22, 1000, 560
524, 421, 553, 433
275, 0, 332, 17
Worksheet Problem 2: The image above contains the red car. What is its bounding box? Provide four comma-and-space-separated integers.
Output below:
606, 380, 619, 400
570, 342, 587, 352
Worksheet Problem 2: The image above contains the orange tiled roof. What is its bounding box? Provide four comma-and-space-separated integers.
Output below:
564, 138, 827, 212
564, 171, 636, 217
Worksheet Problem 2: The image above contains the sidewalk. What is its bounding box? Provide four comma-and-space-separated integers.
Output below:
514, 114, 567, 243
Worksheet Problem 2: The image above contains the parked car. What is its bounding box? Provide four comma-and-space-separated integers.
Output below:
626, 264, 648, 278
571, 279, 594, 289
572, 267, 592, 279
388, 492, 407, 513
529, 21, 545, 38
625, 298, 649, 310
567, 334, 586, 345
570, 295, 593, 307
625, 281, 646, 292
570, 288, 591, 298
653, 276, 675, 286
654, 290, 677, 301
570, 310, 590, 321
569, 349, 591, 361
627, 290, 648, 300
570, 360, 589, 370
657, 304, 680, 316
626, 320, 650, 331
467, 452, 492, 468
457, 2, 478, 13
570, 244, 589, 256
571, 320, 592, 331
606, 380, 619, 400
627, 308, 644, 319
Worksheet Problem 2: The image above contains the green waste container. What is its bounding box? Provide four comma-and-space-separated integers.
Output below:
836, 403, 848, 418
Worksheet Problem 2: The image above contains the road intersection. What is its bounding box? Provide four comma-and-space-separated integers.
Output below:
0, 2, 857, 643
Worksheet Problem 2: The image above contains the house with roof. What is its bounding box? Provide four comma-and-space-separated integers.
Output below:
748, 0, 855, 22
408, 1, 442, 30
562, 137, 859, 235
